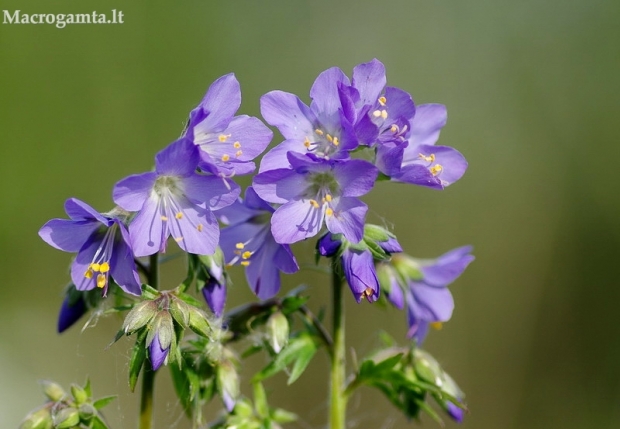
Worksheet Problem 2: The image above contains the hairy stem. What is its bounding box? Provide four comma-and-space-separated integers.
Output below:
139, 253, 159, 429
330, 264, 347, 429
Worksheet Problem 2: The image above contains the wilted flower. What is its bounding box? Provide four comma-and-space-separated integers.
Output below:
39, 198, 141, 296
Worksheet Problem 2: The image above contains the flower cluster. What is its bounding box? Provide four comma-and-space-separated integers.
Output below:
35, 60, 474, 427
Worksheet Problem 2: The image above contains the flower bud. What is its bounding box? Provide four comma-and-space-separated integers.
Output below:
267, 312, 289, 353
57, 294, 87, 333
19, 406, 53, 429
217, 360, 240, 412
41, 380, 65, 402
187, 305, 211, 338
78, 403, 96, 420
169, 296, 190, 327
53, 407, 80, 429
70, 383, 88, 405
122, 300, 158, 334
201, 276, 227, 318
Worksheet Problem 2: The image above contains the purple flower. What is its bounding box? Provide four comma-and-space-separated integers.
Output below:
391, 104, 468, 189
447, 400, 465, 423
259, 67, 359, 172
317, 229, 402, 303
57, 294, 87, 333
217, 187, 299, 300
201, 276, 227, 317
393, 246, 474, 344
39, 198, 141, 296
185, 74, 273, 176
113, 138, 240, 257
253, 152, 378, 244
149, 334, 169, 371
348, 59, 416, 148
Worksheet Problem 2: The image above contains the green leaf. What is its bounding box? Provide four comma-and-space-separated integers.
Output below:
252, 382, 269, 419
90, 415, 110, 429
271, 408, 298, 424
253, 334, 317, 383
287, 337, 318, 385
92, 396, 116, 410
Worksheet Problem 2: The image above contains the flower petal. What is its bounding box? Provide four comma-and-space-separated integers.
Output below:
149, 335, 169, 371
64, 198, 109, 224
183, 174, 240, 211
57, 294, 87, 333
165, 198, 219, 256
342, 249, 379, 302
324, 197, 367, 243
310, 67, 350, 123
110, 236, 142, 295
39, 219, 99, 252
129, 196, 167, 257
155, 139, 200, 177
113, 172, 157, 211
271, 200, 326, 244
202, 277, 227, 317
191, 73, 241, 133
352, 59, 387, 107
71, 237, 102, 291
260, 91, 315, 140
333, 159, 378, 197
408, 283, 454, 322
409, 103, 447, 147
253, 168, 308, 204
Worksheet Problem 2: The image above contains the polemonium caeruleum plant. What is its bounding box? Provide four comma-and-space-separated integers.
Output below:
23, 60, 473, 429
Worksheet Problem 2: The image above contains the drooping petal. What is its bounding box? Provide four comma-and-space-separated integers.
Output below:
408, 283, 454, 322
113, 172, 157, 211
380, 236, 403, 254
155, 138, 200, 177
375, 140, 407, 176
393, 164, 443, 189
324, 197, 367, 244
273, 243, 299, 274
317, 233, 342, 257
409, 103, 447, 147
384, 267, 405, 310
271, 200, 326, 244
201, 277, 227, 317
39, 219, 100, 252
409, 144, 468, 187
352, 59, 387, 107
382, 87, 416, 124
109, 236, 142, 295
57, 295, 87, 333
149, 335, 169, 371
245, 242, 282, 300
71, 237, 103, 291
260, 91, 316, 140
342, 249, 379, 303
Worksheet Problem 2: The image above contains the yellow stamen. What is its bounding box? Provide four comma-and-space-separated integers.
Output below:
390, 124, 399, 133
221, 154, 230, 162
362, 287, 374, 301
218, 134, 231, 142
378, 96, 387, 106
99, 262, 110, 273
309, 199, 320, 208
241, 251, 252, 259
90, 263, 101, 272
304, 137, 311, 148
418, 153, 436, 163
175, 212, 183, 219
197, 224, 203, 232
175, 237, 184, 242
236, 242, 245, 249
84, 269, 94, 279
325, 194, 333, 202
332, 137, 339, 146
240, 261, 250, 267
380, 110, 388, 119
326, 134, 333, 142
233, 141, 241, 149
96, 274, 106, 289
429, 164, 443, 176
235, 150, 243, 157
372, 110, 382, 118
430, 322, 443, 330
161, 215, 168, 221
325, 208, 334, 216
315, 129, 324, 136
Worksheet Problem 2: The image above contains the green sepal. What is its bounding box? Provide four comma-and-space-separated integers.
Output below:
128, 330, 147, 392
70, 383, 88, 405
89, 414, 111, 429
52, 407, 79, 429
140, 284, 160, 300
92, 395, 116, 410
363, 224, 391, 242
252, 333, 317, 384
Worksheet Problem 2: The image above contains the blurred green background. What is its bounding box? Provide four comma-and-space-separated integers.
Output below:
2, 0, 620, 428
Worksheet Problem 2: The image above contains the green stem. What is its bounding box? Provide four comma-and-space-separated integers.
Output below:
330, 264, 347, 429
139, 254, 159, 429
